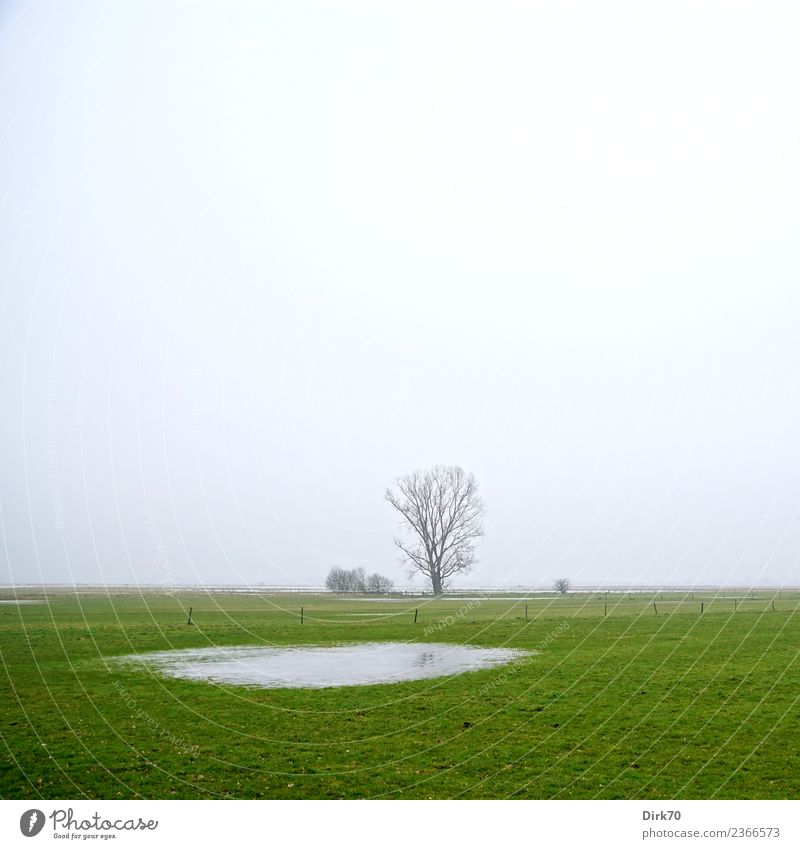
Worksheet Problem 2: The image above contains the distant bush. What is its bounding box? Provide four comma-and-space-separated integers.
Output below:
325, 566, 366, 592
554, 577, 571, 594
325, 567, 394, 594
366, 573, 394, 594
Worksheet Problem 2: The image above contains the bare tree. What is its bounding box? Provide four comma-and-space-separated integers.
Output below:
325, 566, 348, 592
365, 573, 394, 594
385, 465, 485, 595
348, 567, 366, 592
554, 577, 571, 594
325, 566, 367, 593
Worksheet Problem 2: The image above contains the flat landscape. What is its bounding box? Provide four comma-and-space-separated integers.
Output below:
1, 590, 799, 800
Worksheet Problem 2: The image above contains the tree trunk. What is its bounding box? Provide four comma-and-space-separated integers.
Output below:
431, 571, 443, 596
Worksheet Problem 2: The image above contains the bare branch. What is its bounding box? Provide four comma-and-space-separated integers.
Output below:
385, 465, 486, 595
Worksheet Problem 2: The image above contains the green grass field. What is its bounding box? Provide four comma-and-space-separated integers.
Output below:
2, 589, 799, 799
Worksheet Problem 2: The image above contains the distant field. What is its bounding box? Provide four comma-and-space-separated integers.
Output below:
1, 589, 799, 799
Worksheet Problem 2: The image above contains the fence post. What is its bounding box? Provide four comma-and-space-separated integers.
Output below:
414, 608, 418, 624
187, 606, 193, 626
653, 602, 657, 616
301, 606, 304, 624
701, 601, 704, 614
604, 602, 607, 617
525, 604, 528, 621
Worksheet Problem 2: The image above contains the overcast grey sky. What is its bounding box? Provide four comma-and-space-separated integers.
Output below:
2, 1, 799, 588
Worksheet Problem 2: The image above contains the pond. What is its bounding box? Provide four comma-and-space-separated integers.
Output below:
116, 642, 529, 689
0, 600, 43, 604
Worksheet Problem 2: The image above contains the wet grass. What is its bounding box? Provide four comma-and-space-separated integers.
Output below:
1, 589, 799, 799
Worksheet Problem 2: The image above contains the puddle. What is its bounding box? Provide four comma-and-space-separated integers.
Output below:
329, 612, 396, 616
340, 596, 556, 602
116, 642, 529, 689
0, 600, 43, 604
334, 598, 406, 603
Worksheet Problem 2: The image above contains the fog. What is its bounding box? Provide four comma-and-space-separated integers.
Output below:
2, 2, 799, 589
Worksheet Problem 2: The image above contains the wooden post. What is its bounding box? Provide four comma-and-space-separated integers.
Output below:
301, 606, 304, 624
772, 601, 775, 612
187, 606, 193, 626
414, 608, 418, 624
525, 604, 528, 621
653, 602, 657, 615
701, 601, 704, 614
604, 602, 607, 617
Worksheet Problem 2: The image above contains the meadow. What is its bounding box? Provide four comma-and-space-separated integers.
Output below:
1, 589, 799, 800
